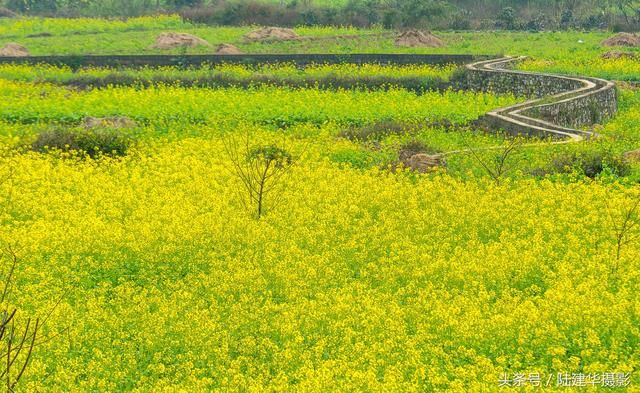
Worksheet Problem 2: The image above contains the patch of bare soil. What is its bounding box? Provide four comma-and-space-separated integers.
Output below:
0, 43, 29, 57
403, 153, 446, 173
151, 32, 211, 49
83, 116, 137, 129
623, 149, 640, 163
602, 32, 640, 47
244, 27, 299, 41
601, 50, 638, 60
215, 43, 242, 54
395, 30, 445, 48
0, 7, 16, 18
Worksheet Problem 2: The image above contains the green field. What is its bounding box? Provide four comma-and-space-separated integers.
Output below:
0, 15, 639, 392
2, 15, 639, 82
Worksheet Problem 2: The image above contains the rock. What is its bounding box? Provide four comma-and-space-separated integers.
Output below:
82, 116, 137, 129
151, 32, 211, 49
0, 43, 29, 57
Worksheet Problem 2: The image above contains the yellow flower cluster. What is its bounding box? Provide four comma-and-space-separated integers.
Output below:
518, 57, 640, 83
0, 15, 184, 37
0, 80, 516, 125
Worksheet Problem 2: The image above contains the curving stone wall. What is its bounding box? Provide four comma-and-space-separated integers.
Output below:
465, 57, 617, 141
0, 54, 487, 68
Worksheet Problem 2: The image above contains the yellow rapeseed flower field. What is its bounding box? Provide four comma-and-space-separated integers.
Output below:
0, 135, 638, 391
0, 61, 637, 391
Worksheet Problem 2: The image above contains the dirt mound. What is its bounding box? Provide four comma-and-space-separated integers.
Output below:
0, 7, 17, 18
83, 116, 137, 129
601, 50, 638, 60
624, 149, 640, 163
0, 43, 29, 57
215, 43, 242, 54
244, 27, 299, 41
602, 32, 640, 47
151, 32, 211, 50
395, 30, 444, 48
404, 153, 446, 173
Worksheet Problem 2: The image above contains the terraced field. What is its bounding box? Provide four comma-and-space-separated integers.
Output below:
0, 16, 639, 392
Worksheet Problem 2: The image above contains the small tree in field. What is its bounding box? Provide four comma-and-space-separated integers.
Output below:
0, 163, 64, 392
0, 246, 38, 393
0, 165, 38, 392
466, 137, 523, 186
224, 136, 295, 219
607, 188, 640, 272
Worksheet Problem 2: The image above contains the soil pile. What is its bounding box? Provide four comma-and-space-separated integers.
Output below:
624, 149, 640, 163
404, 153, 446, 173
83, 116, 137, 129
0, 43, 29, 57
602, 33, 640, 47
151, 32, 211, 49
601, 50, 638, 60
0, 7, 17, 18
244, 27, 299, 41
215, 43, 242, 54
395, 30, 444, 48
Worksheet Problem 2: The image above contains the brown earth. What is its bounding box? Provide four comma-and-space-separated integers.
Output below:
404, 153, 446, 173
151, 32, 211, 49
0, 7, 16, 18
602, 32, 640, 47
623, 149, 640, 163
0, 43, 29, 57
244, 27, 299, 41
395, 30, 445, 48
215, 43, 242, 54
601, 50, 638, 60
83, 116, 137, 129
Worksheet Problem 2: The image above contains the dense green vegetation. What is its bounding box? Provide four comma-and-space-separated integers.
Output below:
1, 0, 639, 31
0, 62, 456, 90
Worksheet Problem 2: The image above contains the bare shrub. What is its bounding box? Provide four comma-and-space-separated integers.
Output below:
224, 134, 296, 219
466, 138, 523, 185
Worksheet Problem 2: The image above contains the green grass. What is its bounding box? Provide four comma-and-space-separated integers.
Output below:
0, 16, 630, 59
3, 17, 638, 83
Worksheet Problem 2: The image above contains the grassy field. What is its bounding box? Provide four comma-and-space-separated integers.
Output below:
2, 16, 639, 82
0, 16, 639, 392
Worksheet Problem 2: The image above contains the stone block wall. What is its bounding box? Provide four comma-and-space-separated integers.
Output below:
465, 57, 617, 140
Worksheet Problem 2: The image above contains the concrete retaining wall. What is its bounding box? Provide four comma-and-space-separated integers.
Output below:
0, 54, 487, 68
466, 57, 617, 140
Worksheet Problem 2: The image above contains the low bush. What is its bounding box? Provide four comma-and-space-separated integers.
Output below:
339, 120, 416, 142
31, 127, 132, 158
398, 139, 439, 160
533, 148, 630, 179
